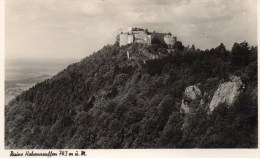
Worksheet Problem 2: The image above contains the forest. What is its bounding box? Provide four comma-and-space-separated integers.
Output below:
5, 41, 257, 148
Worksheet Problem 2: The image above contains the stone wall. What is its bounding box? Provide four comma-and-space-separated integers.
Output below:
119, 27, 176, 47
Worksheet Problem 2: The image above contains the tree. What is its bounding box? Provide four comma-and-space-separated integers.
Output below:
173, 41, 184, 51
145, 28, 149, 34
152, 37, 167, 48
215, 43, 226, 53
231, 41, 251, 66
191, 44, 196, 51
114, 35, 120, 46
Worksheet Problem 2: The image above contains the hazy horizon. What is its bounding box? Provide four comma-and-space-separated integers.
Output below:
5, 0, 257, 59
5, 57, 79, 81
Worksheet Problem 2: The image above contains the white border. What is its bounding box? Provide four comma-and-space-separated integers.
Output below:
0, 0, 5, 155
0, 0, 259, 157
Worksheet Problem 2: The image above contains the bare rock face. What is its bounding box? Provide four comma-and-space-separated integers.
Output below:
209, 76, 243, 113
180, 85, 202, 130
180, 100, 190, 114
184, 85, 202, 101
180, 85, 201, 114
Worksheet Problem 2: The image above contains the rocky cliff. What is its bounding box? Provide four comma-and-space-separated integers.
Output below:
209, 76, 244, 112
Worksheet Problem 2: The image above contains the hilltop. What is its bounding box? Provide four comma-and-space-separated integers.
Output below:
5, 41, 257, 148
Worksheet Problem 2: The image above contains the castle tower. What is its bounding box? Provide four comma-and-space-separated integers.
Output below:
164, 35, 177, 48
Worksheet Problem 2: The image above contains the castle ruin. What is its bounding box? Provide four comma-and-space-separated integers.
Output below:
118, 27, 177, 48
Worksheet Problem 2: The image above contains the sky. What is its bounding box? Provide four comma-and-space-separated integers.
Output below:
5, 0, 258, 59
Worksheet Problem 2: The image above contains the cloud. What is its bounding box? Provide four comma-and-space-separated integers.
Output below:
5, 0, 257, 59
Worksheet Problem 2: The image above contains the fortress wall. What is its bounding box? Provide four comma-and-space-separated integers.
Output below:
119, 28, 176, 46
147, 35, 152, 44
132, 30, 145, 34
134, 34, 151, 44
128, 34, 134, 44
119, 34, 129, 46
164, 35, 175, 45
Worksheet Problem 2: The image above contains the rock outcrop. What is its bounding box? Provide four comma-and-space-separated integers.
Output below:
180, 85, 203, 130
184, 85, 201, 101
209, 76, 243, 113
180, 85, 201, 114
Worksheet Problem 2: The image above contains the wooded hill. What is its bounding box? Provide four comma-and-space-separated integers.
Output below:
5, 41, 257, 148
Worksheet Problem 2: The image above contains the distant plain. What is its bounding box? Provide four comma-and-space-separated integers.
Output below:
5, 58, 79, 104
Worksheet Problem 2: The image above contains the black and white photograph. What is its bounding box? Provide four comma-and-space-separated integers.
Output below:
0, 0, 259, 157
